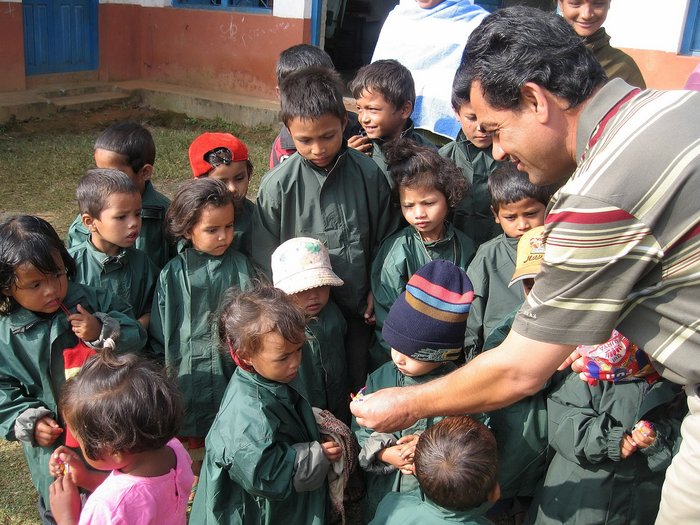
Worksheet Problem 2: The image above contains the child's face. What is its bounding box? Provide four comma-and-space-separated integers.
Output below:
185, 202, 235, 256
292, 285, 331, 317
559, 0, 609, 38
391, 348, 443, 377
207, 161, 250, 203
455, 102, 493, 150
287, 114, 346, 169
415, 0, 444, 8
5, 251, 68, 314
493, 197, 546, 239
84, 192, 142, 256
399, 185, 449, 243
94, 149, 149, 194
245, 331, 303, 383
355, 89, 411, 140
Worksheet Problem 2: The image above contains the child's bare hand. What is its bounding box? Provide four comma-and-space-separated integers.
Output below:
364, 291, 375, 325
49, 474, 80, 525
399, 463, 416, 476
630, 420, 656, 449
396, 434, 419, 462
347, 134, 372, 155
34, 416, 63, 447
559, 350, 583, 372
50, 447, 88, 486
68, 304, 101, 341
321, 438, 342, 463
620, 433, 639, 459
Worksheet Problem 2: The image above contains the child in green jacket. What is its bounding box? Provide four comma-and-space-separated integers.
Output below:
0, 216, 146, 521
354, 260, 476, 522
191, 285, 341, 525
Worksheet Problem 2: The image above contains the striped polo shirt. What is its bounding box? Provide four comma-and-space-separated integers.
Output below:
512, 79, 700, 385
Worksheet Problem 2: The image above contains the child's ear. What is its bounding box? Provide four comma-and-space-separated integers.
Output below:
341, 113, 348, 133
487, 482, 501, 503
183, 228, 192, 241
82, 213, 96, 231
138, 164, 154, 182
399, 100, 413, 120
491, 206, 500, 224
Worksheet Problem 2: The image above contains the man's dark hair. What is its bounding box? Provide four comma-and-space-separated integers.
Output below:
489, 162, 557, 211
459, 6, 606, 111
415, 416, 498, 511
94, 122, 156, 173
279, 66, 347, 127
276, 44, 335, 85
348, 59, 416, 110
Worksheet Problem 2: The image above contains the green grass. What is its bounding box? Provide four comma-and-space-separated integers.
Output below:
0, 104, 278, 524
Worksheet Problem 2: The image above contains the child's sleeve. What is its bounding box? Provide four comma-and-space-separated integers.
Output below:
93, 287, 147, 354
0, 373, 53, 443
464, 254, 488, 360
638, 388, 686, 472
547, 377, 627, 464
251, 179, 282, 277
147, 272, 167, 362
371, 236, 409, 339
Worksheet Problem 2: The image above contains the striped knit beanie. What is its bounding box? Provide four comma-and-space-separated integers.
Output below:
382, 260, 474, 362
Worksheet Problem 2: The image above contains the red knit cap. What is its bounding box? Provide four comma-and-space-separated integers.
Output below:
188, 132, 249, 178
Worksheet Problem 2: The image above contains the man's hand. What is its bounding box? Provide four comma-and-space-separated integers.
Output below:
351, 386, 418, 433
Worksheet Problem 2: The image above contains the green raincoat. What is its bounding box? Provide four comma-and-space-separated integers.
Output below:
233, 198, 254, 259
68, 241, 158, 319
190, 368, 329, 525
464, 234, 524, 360
371, 490, 493, 525
352, 361, 457, 522
0, 282, 147, 510
149, 246, 254, 437
371, 224, 476, 366
439, 132, 503, 248
253, 146, 401, 318
526, 374, 684, 524
584, 28, 646, 89
67, 181, 173, 269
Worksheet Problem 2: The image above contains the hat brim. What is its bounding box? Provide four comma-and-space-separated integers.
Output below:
274, 268, 344, 295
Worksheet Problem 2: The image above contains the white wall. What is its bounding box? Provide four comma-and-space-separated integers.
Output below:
605, 0, 691, 52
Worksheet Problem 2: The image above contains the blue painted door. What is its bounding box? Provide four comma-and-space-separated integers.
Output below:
23, 0, 98, 75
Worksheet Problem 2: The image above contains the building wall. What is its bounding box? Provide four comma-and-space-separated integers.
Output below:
0, 0, 26, 91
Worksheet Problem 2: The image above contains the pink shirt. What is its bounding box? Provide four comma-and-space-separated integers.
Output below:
79, 438, 194, 525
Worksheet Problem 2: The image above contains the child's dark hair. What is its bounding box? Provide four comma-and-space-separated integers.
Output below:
450, 66, 471, 113
349, 59, 415, 110
77, 168, 140, 218
218, 283, 306, 363
59, 350, 182, 461
415, 415, 498, 511
279, 66, 347, 128
276, 44, 335, 85
0, 216, 75, 315
489, 162, 556, 211
165, 178, 234, 242
94, 122, 156, 174
384, 138, 466, 208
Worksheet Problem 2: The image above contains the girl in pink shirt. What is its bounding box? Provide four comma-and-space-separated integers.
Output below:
47, 351, 194, 525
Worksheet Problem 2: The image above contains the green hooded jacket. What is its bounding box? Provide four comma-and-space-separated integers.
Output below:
232, 198, 255, 259
66, 181, 173, 269
253, 147, 401, 318
0, 282, 147, 510
439, 132, 504, 248
148, 246, 254, 437
371, 490, 494, 525
584, 28, 646, 89
190, 367, 329, 525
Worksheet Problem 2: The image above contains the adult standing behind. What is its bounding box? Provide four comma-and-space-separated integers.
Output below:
371, 0, 488, 142
559, 0, 646, 88
352, 7, 700, 524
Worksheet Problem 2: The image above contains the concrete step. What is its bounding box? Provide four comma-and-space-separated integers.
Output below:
51, 91, 134, 112
39, 82, 120, 99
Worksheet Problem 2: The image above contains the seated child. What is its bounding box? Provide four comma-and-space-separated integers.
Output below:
67, 122, 172, 269
149, 178, 254, 484
270, 43, 361, 168
48, 351, 194, 525
371, 138, 476, 368
272, 237, 350, 424
0, 215, 146, 521
526, 330, 685, 525
190, 285, 342, 525
354, 259, 475, 521
253, 66, 401, 393
68, 168, 159, 329
439, 66, 505, 248
465, 162, 554, 360
188, 132, 255, 258
370, 415, 500, 525
348, 59, 437, 187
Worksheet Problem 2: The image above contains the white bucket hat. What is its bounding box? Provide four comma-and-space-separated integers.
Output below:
271, 237, 344, 295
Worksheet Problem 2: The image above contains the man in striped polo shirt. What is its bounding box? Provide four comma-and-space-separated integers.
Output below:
352, 7, 700, 523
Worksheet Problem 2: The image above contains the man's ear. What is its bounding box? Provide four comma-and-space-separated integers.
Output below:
138, 164, 154, 183
399, 100, 413, 120
521, 82, 550, 124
